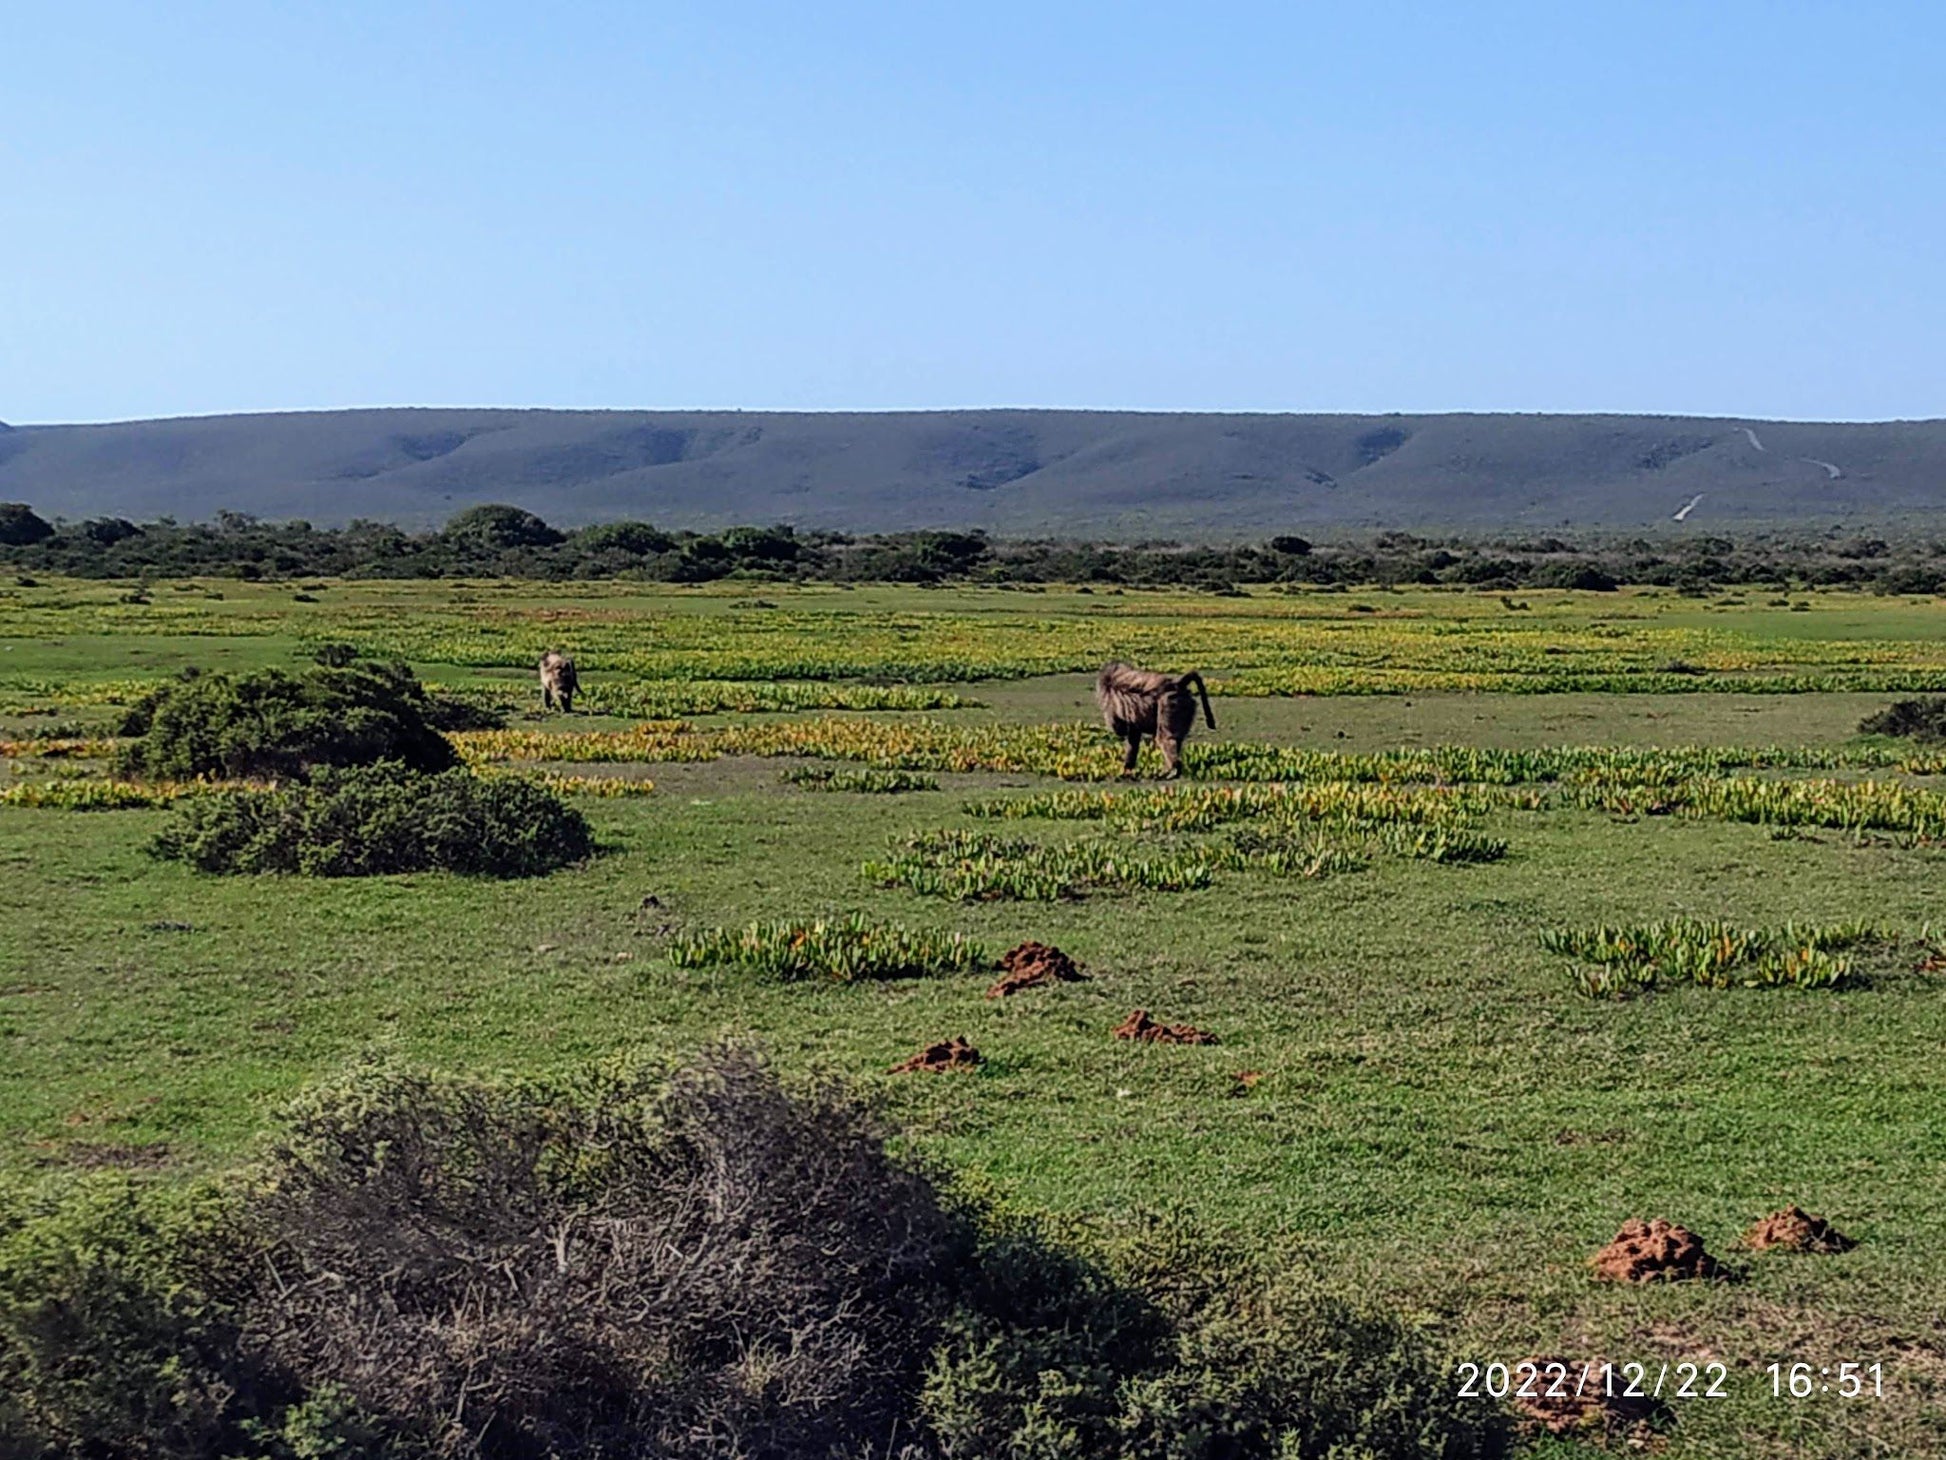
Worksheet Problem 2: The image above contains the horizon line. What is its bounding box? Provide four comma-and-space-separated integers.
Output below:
11, 404, 1946, 429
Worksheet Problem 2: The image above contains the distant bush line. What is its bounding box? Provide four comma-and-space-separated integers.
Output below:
5, 500, 1946, 592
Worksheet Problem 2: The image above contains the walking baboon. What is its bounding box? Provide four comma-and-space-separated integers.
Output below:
538, 651, 579, 713
1094, 662, 1215, 778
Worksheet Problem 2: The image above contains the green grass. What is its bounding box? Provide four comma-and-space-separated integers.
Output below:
4, 577, 1946, 1458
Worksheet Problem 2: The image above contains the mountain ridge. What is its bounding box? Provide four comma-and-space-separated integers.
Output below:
4, 407, 1943, 536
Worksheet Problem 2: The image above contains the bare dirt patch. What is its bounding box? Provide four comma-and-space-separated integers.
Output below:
986, 940, 1084, 997
890, 1036, 982, 1073
1509, 1355, 1667, 1442
1739, 1205, 1856, 1254
1591, 1218, 1723, 1283
1113, 1009, 1217, 1045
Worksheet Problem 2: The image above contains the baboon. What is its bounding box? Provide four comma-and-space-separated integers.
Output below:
1094, 662, 1215, 778
538, 650, 579, 713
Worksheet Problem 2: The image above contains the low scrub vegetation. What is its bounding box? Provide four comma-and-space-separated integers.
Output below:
0, 778, 202, 810
1540, 918, 1886, 996
866, 807, 1507, 902
581, 679, 981, 717
970, 780, 1507, 831
669, 913, 988, 982
1581, 774, 1946, 840
458, 715, 1946, 785
116, 659, 456, 781
148, 763, 594, 877
783, 765, 941, 793
0, 1051, 1506, 1460
868, 828, 1222, 900
1228, 821, 1510, 867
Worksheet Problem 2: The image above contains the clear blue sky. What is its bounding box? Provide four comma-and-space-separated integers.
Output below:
4, 2, 1941, 423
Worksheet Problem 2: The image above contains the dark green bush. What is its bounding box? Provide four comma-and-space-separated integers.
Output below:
441, 503, 565, 553
0, 502, 53, 546
116, 660, 457, 781
926, 1217, 1505, 1460
571, 520, 678, 556
1114, 1280, 1495, 1459
308, 641, 361, 668
1, 1054, 1509, 1460
0, 1175, 275, 1460
1530, 561, 1618, 591
420, 689, 509, 732
150, 764, 593, 877
1860, 696, 1946, 742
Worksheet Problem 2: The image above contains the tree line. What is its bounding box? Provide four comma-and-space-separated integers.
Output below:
4, 500, 1945, 593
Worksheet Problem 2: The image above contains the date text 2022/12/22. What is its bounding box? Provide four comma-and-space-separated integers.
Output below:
1456, 1359, 1887, 1403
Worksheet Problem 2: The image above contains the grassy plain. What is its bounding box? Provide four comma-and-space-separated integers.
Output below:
3, 577, 1945, 1458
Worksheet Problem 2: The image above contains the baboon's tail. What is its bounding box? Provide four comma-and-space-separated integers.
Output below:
1179, 670, 1216, 729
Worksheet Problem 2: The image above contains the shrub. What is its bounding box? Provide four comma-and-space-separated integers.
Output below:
0, 1175, 268, 1460
0, 1054, 1509, 1460
420, 689, 509, 732
1531, 562, 1618, 591
0, 502, 53, 546
1112, 1276, 1501, 1459
441, 503, 565, 552
149, 763, 594, 877
234, 1050, 966, 1459
116, 661, 457, 781
308, 641, 361, 668
1860, 696, 1946, 743
925, 1219, 1507, 1460
670, 913, 987, 981
571, 520, 677, 556
1, 1052, 968, 1460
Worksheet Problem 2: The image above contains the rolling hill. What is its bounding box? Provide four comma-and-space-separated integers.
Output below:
2, 408, 1943, 536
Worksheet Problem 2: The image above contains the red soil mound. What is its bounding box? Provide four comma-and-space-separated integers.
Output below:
987, 941, 1084, 997
1590, 1218, 1722, 1282
1113, 1009, 1217, 1045
1510, 1356, 1664, 1440
890, 1037, 982, 1073
1740, 1205, 1856, 1253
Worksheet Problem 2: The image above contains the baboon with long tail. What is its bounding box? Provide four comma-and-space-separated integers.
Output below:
538, 651, 580, 713
1094, 662, 1215, 778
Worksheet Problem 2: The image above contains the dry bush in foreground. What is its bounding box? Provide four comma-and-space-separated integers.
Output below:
239, 1050, 961, 1458
0, 1051, 1508, 1460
